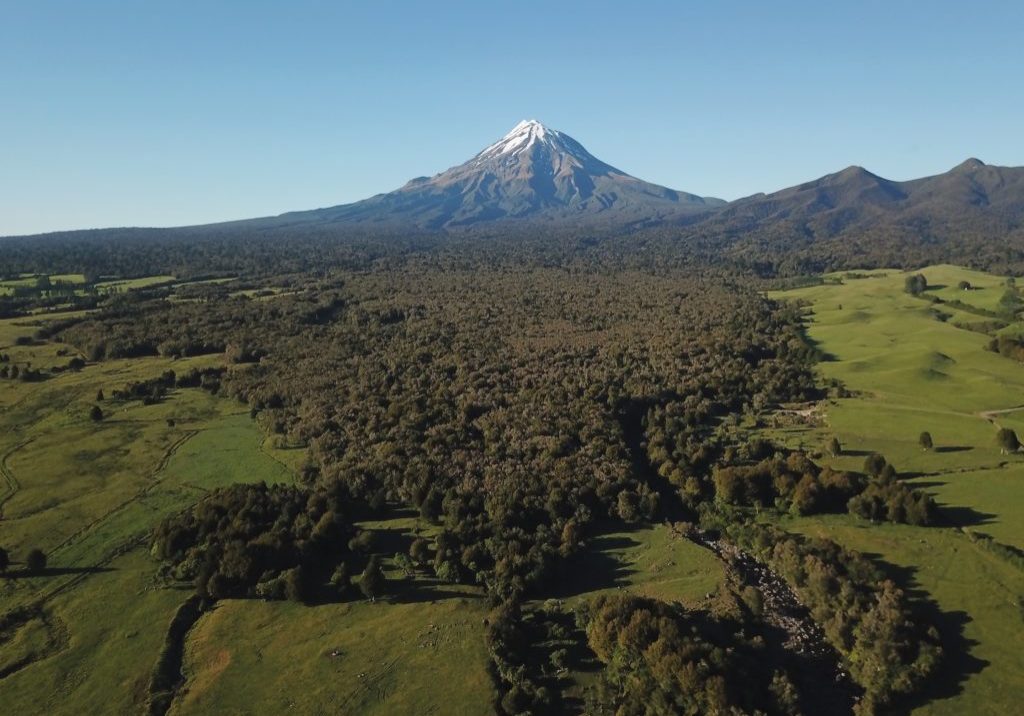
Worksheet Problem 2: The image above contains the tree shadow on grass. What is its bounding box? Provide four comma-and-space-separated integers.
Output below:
907, 479, 947, 491
366, 526, 414, 556
2, 565, 115, 579
935, 446, 973, 454
306, 573, 478, 606
802, 334, 839, 362
546, 532, 640, 599
858, 554, 988, 714
937, 504, 998, 528
384, 579, 482, 605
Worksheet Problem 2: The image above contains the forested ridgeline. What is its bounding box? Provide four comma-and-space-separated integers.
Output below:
5, 216, 1024, 287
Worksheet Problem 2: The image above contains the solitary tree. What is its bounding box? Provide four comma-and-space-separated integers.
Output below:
905, 274, 928, 296
864, 453, 887, 477
0, 547, 9, 574
283, 565, 307, 603
89, 405, 104, 422
957, 280, 972, 291
409, 538, 430, 565
828, 437, 842, 457
996, 427, 1020, 454
330, 562, 349, 598
616, 489, 640, 523
393, 552, 414, 576
26, 548, 47, 573
95, 388, 104, 401
359, 556, 385, 601
348, 530, 377, 554
918, 432, 934, 451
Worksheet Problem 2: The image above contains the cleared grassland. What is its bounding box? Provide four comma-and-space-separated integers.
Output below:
95, 275, 177, 292
170, 597, 495, 716
553, 523, 725, 606
770, 265, 1024, 715
0, 314, 294, 713
770, 265, 1024, 548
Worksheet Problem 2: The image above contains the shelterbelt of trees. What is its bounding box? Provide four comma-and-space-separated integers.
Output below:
5, 238, 949, 714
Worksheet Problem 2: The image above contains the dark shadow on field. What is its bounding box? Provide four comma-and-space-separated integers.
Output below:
801, 333, 838, 362
907, 480, 947, 490
304, 571, 476, 606
2, 565, 115, 579
546, 532, 639, 599
858, 554, 987, 714
367, 526, 414, 556
840, 449, 873, 457
925, 284, 949, 291
385, 579, 483, 605
937, 504, 997, 528
935, 446, 973, 454
554, 611, 603, 714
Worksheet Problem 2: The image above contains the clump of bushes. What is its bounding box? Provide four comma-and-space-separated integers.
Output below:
152, 482, 365, 603
722, 522, 943, 713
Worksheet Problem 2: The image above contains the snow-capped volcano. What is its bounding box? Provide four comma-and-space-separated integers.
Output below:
476, 119, 573, 160
267, 120, 723, 230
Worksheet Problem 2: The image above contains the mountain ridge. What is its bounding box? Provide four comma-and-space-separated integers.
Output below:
2, 121, 1023, 246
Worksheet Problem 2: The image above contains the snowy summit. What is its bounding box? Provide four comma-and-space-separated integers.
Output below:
478, 119, 561, 160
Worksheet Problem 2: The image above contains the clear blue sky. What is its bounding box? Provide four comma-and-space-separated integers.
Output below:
2, 0, 1022, 235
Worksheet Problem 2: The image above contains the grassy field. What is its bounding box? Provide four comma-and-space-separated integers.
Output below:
1, 273, 89, 297
770, 265, 1024, 715
770, 264, 1024, 548
95, 275, 177, 293
553, 523, 725, 606
171, 597, 494, 715
0, 312, 294, 714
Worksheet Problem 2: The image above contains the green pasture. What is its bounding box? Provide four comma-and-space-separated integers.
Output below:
0, 313, 293, 713
553, 523, 725, 606
95, 275, 177, 292
770, 265, 1024, 715
170, 597, 495, 715
770, 264, 1024, 549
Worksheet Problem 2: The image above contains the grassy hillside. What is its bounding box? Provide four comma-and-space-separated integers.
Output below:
770, 265, 1024, 714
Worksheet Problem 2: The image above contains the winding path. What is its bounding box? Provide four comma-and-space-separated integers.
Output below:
978, 405, 1024, 423
0, 439, 30, 519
